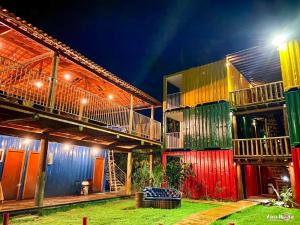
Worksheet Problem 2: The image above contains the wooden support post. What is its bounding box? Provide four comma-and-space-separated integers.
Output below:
129, 95, 133, 134
232, 114, 238, 139
126, 152, 132, 195
149, 150, 153, 186
289, 164, 296, 202
150, 105, 155, 140
34, 134, 49, 208
236, 164, 244, 200
47, 52, 59, 112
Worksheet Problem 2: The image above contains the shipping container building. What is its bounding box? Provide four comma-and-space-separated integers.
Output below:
163, 38, 300, 204
0, 9, 161, 212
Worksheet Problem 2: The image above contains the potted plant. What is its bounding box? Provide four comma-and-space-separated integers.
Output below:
133, 160, 150, 208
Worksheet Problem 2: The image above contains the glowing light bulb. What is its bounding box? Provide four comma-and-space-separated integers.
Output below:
64, 73, 71, 80
272, 34, 287, 50
63, 143, 71, 150
23, 138, 32, 145
34, 81, 43, 88
108, 94, 114, 100
81, 98, 88, 104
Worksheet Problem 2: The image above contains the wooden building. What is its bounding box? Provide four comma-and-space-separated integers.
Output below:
0, 8, 161, 211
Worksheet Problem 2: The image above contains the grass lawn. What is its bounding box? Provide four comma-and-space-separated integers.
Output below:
10, 198, 219, 225
212, 205, 300, 225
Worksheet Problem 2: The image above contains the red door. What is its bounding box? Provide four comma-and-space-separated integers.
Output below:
93, 158, 105, 192
23, 151, 40, 199
1, 149, 25, 200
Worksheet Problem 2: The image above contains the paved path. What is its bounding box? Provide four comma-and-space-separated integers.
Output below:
175, 200, 258, 225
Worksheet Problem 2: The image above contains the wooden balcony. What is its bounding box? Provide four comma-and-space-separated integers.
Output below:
0, 56, 161, 142
229, 81, 284, 108
233, 136, 291, 161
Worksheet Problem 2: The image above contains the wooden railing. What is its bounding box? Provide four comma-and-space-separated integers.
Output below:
165, 132, 183, 149
229, 81, 284, 107
166, 92, 182, 110
0, 55, 161, 141
233, 136, 291, 158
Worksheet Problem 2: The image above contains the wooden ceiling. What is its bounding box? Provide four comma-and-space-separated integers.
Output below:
0, 9, 161, 109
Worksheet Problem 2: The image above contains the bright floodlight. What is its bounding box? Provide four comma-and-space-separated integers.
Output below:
281, 175, 289, 182
272, 34, 287, 49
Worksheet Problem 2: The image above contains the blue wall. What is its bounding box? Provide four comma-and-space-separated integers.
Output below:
0, 134, 107, 198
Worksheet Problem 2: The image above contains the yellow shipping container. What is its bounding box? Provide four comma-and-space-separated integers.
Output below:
279, 40, 300, 91
163, 59, 250, 110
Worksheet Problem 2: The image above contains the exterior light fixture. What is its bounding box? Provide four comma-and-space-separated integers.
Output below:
92, 147, 99, 155
281, 175, 289, 182
63, 143, 71, 150
225, 62, 230, 67
272, 34, 287, 50
81, 98, 88, 105
64, 73, 71, 80
23, 138, 32, 145
108, 94, 114, 100
34, 81, 43, 88
290, 162, 293, 167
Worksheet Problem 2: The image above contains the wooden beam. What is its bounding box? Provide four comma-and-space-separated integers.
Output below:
236, 164, 244, 200
21, 52, 52, 65
234, 106, 283, 115
34, 133, 49, 209
47, 52, 59, 112
126, 152, 132, 195
129, 94, 133, 134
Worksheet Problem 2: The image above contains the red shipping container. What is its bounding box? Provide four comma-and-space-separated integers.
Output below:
244, 165, 259, 198
162, 150, 237, 201
292, 147, 300, 206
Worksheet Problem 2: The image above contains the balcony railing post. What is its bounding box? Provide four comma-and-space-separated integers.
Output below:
129, 94, 133, 134
47, 52, 59, 112
150, 105, 154, 140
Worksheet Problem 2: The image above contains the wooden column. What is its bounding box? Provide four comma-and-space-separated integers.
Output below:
47, 52, 59, 112
236, 164, 244, 200
35, 134, 49, 207
126, 152, 132, 195
129, 95, 134, 134
289, 164, 296, 202
149, 150, 153, 186
149, 106, 154, 184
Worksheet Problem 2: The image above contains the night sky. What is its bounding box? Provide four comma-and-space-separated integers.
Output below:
1, 0, 300, 103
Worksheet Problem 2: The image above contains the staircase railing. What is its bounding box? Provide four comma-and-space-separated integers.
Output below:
165, 132, 183, 149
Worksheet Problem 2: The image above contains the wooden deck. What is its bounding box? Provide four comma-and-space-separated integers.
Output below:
0, 191, 128, 214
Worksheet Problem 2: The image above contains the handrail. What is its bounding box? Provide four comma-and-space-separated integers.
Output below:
114, 164, 126, 185
165, 132, 183, 149
233, 136, 290, 158
229, 81, 284, 107
0, 55, 161, 141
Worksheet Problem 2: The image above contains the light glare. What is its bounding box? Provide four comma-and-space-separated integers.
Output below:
64, 73, 71, 80
34, 81, 43, 88
108, 94, 114, 100
272, 34, 287, 50
81, 98, 88, 104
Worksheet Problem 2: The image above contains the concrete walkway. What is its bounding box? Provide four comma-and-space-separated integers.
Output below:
175, 200, 258, 225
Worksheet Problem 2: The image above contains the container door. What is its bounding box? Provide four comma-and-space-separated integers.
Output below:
93, 157, 105, 192
1, 149, 25, 200
23, 151, 40, 199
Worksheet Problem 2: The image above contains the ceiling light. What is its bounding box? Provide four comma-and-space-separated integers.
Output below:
81, 98, 88, 104
34, 81, 43, 88
64, 73, 71, 80
272, 34, 287, 50
108, 94, 114, 100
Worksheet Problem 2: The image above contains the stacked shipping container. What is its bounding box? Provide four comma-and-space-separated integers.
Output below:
163, 59, 251, 200
279, 39, 300, 205
0, 134, 107, 200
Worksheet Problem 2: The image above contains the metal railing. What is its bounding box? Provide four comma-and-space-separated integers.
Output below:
114, 164, 126, 185
0, 56, 161, 141
165, 132, 183, 149
229, 81, 284, 107
233, 136, 291, 158
167, 92, 182, 110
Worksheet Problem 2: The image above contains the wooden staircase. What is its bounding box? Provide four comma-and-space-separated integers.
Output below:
107, 150, 126, 192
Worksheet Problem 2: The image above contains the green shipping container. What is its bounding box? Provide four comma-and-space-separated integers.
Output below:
285, 90, 300, 147
183, 102, 232, 150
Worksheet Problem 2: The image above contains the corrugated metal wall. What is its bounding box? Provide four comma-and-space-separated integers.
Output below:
0, 134, 107, 198
279, 40, 300, 91
285, 90, 300, 147
162, 150, 237, 201
292, 147, 300, 206
244, 165, 259, 198
183, 102, 232, 150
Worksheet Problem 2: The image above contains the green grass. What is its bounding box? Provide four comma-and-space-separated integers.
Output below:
212, 205, 300, 225
10, 199, 219, 225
